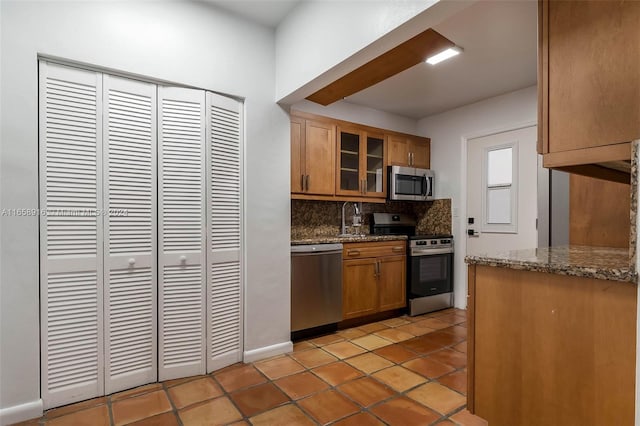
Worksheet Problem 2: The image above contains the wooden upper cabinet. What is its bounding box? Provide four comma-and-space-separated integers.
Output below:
336, 126, 385, 198
291, 110, 430, 200
387, 135, 411, 167
291, 115, 335, 196
387, 135, 430, 169
410, 139, 430, 169
539, 0, 640, 178
306, 120, 336, 195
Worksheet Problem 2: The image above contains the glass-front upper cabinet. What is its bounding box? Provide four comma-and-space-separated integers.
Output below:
338, 128, 361, 193
366, 134, 384, 195
336, 125, 386, 198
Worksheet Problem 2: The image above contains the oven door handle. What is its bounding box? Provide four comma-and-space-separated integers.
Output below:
411, 248, 454, 256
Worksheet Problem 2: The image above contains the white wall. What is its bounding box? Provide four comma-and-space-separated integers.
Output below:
0, 1, 290, 422
291, 99, 419, 135
275, 0, 476, 103
417, 85, 537, 308
275, 0, 435, 101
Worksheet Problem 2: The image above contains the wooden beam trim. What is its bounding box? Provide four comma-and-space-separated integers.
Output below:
306, 28, 455, 106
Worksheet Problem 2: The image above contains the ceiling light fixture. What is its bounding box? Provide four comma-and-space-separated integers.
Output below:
426, 46, 462, 65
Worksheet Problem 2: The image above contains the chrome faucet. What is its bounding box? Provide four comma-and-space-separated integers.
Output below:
341, 202, 363, 236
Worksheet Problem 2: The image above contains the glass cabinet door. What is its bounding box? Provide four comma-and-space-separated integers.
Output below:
338, 129, 361, 193
337, 127, 386, 197
366, 135, 384, 195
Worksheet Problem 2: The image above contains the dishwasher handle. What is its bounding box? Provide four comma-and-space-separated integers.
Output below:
291, 243, 343, 254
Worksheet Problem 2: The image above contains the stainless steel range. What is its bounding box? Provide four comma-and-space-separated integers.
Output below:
407, 234, 454, 315
371, 213, 454, 315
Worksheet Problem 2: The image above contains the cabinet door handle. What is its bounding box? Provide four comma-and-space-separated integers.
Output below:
408, 152, 411, 166
392, 246, 404, 253
301, 174, 305, 192
411, 152, 414, 166
347, 249, 361, 256
305, 175, 310, 191
363, 179, 367, 194
376, 261, 380, 278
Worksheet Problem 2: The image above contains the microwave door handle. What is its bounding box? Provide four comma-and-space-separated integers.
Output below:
422, 174, 429, 198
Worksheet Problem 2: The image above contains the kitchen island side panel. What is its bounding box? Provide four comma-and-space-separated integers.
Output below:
471, 265, 636, 426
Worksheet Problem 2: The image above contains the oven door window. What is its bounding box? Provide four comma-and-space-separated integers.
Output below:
410, 253, 453, 297
395, 174, 424, 196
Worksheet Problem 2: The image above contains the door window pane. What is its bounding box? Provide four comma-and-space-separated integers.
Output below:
487, 187, 511, 224
487, 147, 512, 185
482, 143, 517, 233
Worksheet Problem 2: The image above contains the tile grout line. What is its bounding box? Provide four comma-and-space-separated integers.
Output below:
160, 380, 184, 426
107, 396, 115, 426
31, 309, 470, 425
282, 333, 467, 424
209, 364, 273, 424
272, 312, 468, 424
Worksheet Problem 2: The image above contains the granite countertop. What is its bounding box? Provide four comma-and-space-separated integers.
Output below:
291, 235, 408, 245
465, 245, 635, 283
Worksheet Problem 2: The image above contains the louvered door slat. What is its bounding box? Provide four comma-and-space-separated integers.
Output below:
206, 93, 243, 372
39, 61, 104, 409
103, 75, 157, 394
158, 87, 206, 381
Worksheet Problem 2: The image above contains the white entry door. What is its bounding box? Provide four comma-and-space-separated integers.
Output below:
466, 125, 538, 256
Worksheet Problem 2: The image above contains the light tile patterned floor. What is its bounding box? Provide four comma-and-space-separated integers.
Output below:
15, 308, 487, 426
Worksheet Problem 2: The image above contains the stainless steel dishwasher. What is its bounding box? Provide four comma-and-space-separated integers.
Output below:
291, 243, 343, 332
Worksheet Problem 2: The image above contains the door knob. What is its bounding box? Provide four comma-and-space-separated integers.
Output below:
128, 258, 136, 266
180, 255, 187, 263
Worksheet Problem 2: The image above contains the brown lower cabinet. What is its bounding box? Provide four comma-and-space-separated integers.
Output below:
342, 241, 406, 320
467, 264, 636, 425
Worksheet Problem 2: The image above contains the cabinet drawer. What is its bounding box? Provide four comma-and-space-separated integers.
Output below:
343, 241, 406, 259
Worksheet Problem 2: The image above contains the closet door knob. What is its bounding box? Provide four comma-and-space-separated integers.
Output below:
128, 258, 136, 266
180, 255, 187, 263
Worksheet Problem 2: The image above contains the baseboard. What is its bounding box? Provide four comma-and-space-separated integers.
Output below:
243, 341, 292, 363
0, 399, 43, 426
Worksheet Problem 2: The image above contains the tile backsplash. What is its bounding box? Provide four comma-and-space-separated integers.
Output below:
291, 199, 452, 240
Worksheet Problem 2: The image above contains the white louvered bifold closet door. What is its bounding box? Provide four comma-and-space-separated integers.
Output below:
158, 87, 207, 380
103, 75, 157, 394
39, 62, 104, 409
206, 93, 243, 372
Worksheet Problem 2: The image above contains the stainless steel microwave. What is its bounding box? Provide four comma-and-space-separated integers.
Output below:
388, 166, 434, 201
